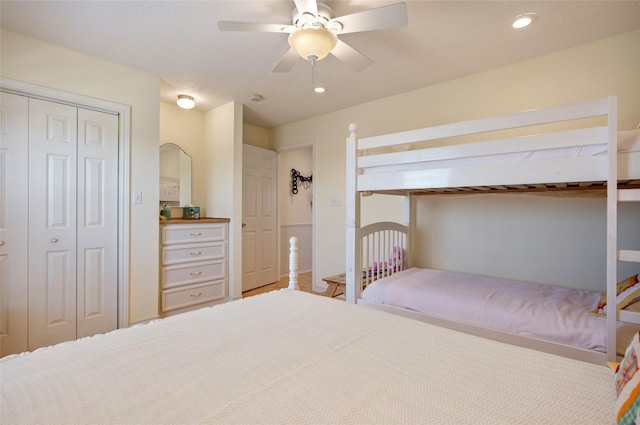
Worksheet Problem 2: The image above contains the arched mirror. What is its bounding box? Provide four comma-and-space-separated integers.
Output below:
159, 143, 192, 207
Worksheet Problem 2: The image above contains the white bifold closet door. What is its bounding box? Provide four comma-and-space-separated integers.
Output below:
0, 92, 29, 355
0, 93, 118, 355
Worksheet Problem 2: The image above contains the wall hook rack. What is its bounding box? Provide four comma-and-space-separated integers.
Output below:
291, 168, 312, 195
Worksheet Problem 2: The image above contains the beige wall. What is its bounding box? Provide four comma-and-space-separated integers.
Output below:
1, 29, 161, 323
271, 29, 640, 291
243, 123, 270, 149
204, 102, 244, 299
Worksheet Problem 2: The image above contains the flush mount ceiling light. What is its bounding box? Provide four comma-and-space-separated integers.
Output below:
288, 26, 338, 62
512, 13, 538, 29
177, 95, 195, 109
313, 86, 326, 94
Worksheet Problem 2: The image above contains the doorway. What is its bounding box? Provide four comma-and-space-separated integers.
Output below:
277, 146, 313, 279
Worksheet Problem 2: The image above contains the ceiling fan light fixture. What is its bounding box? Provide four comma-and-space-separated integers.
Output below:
288, 27, 338, 61
177, 95, 195, 109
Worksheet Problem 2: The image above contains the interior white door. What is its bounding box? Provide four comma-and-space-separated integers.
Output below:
242, 145, 277, 291
76, 108, 118, 338
0, 92, 29, 356
28, 98, 79, 348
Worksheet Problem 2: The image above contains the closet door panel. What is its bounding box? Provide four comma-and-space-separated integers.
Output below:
76, 109, 118, 338
0, 92, 29, 356
28, 98, 78, 349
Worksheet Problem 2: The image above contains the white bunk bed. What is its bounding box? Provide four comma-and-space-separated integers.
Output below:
345, 96, 640, 364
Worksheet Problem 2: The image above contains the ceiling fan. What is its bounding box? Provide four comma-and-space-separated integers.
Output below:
218, 0, 408, 73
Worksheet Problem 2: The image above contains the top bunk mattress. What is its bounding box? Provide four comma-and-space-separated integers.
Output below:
361, 267, 640, 354
361, 129, 640, 176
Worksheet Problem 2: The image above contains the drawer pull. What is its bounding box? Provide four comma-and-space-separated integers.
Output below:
190, 232, 202, 236
190, 251, 202, 256
190, 271, 202, 276
190, 292, 202, 297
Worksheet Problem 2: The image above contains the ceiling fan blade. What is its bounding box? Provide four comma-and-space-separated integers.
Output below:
272, 48, 301, 73
293, 0, 318, 17
218, 21, 295, 33
331, 2, 408, 35
331, 39, 372, 73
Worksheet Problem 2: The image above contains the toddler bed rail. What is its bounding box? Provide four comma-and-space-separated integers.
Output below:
357, 222, 409, 292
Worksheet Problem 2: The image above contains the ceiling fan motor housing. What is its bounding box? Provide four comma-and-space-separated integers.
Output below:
291, 3, 336, 29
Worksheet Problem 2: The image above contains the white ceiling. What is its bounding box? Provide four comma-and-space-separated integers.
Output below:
2, 1, 639, 128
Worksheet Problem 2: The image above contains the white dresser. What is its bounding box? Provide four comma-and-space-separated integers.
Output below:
160, 218, 230, 317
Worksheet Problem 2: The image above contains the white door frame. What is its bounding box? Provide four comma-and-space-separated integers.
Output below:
276, 141, 315, 285
1, 77, 131, 328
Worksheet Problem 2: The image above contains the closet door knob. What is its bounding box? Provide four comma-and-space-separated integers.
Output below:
51, 238, 59, 243
0, 240, 4, 246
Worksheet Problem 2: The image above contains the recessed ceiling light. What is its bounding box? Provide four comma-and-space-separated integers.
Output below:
177, 95, 195, 109
314, 86, 326, 94
249, 93, 264, 102
512, 13, 538, 29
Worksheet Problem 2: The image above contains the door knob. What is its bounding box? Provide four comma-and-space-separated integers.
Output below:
51, 238, 59, 243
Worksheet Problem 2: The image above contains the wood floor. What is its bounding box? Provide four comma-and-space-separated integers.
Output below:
242, 272, 318, 298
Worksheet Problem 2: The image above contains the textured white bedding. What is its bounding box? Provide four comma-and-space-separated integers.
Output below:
361, 267, 640, 354
1, 290, 615, 424
362, 129, 640, 175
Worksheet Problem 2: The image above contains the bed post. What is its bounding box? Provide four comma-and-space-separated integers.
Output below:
401, 195, 414, 268
288, 236, 299, 290
606, 96, 618, 362
346, 123, 362, 304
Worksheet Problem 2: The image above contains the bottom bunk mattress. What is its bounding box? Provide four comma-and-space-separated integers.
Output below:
360, 267, 640, 354
1, 289, 617, 425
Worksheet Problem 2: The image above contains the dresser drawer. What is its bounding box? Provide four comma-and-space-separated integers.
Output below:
162, 223, 227, 245
162, 260, 227, 289
161, 281, 226, 313
162, 242, 226, 265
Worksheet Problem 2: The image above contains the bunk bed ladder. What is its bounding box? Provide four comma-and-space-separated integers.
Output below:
617, 188, 640, 327
606, 95, 639, 362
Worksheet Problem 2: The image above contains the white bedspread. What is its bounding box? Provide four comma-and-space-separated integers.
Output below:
1, 290, 615, 424
361, 267, 639, 353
